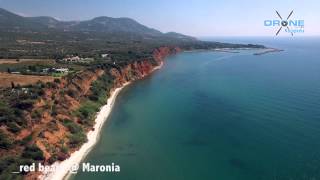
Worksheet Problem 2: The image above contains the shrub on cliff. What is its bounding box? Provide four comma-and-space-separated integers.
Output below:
0, 155, 34, 178
68, 131, 87, 148
14, 99, 34, 110
61, 144, 69, 154
0, 102, 15, 123
48, 154, 58, 164
62, 119, 83, 134
66, 89, 76, 98
0, 156, 23, 179
89, 73, 113, 103
21, 144, 44, 161
54, 78, 61, 83
0, 130, 13, 149
51, 105, 58, 116
47, 120, 59, 132
7, 121, 21, 133
75, 100, 100, 125
18, 134, 33, 146
31, 109, 42, 119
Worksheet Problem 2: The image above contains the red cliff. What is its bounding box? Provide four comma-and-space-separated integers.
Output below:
15, 47, 180, 170
110, 47, 181, 88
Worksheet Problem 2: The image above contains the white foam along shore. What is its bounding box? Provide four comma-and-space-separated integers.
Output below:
39, 62, 163, 180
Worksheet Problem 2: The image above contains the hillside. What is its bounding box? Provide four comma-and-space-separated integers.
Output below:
0, 8, 192, 39
0, 8, 263, 59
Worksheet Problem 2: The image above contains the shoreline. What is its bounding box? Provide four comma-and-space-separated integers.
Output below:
253, 48, 284, 55
183, 47, 266, 53
39, 62, 163, 180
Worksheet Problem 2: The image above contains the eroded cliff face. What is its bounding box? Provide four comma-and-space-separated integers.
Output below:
153, 47, 181, 63
10, 47, 180, 179
15, 69, 105, 161
109, 47, 180, 88
0, 47, 180, 180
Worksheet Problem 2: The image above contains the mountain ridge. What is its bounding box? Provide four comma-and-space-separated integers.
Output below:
0, 8, 196, 40
0, 7, 264, 59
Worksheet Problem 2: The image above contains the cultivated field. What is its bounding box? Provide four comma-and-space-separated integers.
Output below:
0, 72, 55, 88
0, 59, 55, 64
0, 59, 85, 72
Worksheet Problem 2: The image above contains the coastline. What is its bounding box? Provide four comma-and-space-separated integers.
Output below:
183, 47, 265, 54
253, 48, 284, 55
39, 62, 163, 180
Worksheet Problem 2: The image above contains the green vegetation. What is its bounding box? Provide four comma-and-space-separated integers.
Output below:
110, 51, 152, 62
7, 121, 21, 133
0, 156, 32, 179
31, 109, 42, 119
0, 130, 13, 149
0, 8, 264, 60
0, 81, 53, 135
51, 72, 65, 77
62, 119, 83, 134
0, 101, 24, 133
89, 73, 113, 102
54, 78, 61, 83
68, 131, 87, 148
0, 144, 43, 179
61, 119, 88, 148
66, 72, 116, 148
21, 144, 44, 161
74, 72, 114, 126
75, 100, 101, 126
61, 144, 69, 154
18, 134, 33, 146
47, 120, 59, 132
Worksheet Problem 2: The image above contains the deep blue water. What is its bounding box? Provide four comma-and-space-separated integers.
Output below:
74, 37, 320, 180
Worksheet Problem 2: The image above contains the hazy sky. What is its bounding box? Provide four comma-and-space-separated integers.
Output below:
0, 0, 319, 36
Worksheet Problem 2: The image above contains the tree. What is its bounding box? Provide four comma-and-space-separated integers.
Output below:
22, 144, 44, 160
54, 78, 61, 83
0, 130, 13, 149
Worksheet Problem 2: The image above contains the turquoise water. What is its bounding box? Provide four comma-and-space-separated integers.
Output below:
74, 37, 320, 180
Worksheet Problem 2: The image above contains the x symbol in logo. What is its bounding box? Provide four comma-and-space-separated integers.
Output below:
275, 10, 294, 36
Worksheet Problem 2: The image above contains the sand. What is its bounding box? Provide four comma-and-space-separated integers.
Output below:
40, 63, 163, 180
39, 82, 130, 180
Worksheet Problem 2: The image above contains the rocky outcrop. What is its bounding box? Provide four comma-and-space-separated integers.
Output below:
110, 47, 181, 88
153, 47, 181, 63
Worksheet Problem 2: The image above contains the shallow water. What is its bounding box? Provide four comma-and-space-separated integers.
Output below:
73, 37, 320, 180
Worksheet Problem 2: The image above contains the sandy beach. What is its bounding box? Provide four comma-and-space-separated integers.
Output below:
39, 63, 163, 180
39, 82, 130, 180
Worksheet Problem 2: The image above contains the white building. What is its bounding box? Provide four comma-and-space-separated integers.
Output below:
55, 68, 69, 73
62, 56, 81, 62
101, 54, 109, 58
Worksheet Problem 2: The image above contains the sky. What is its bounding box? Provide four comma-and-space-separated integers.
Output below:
0, 0, 319, 37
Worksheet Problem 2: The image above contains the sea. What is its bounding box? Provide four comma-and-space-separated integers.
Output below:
73, 37, 320, 180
